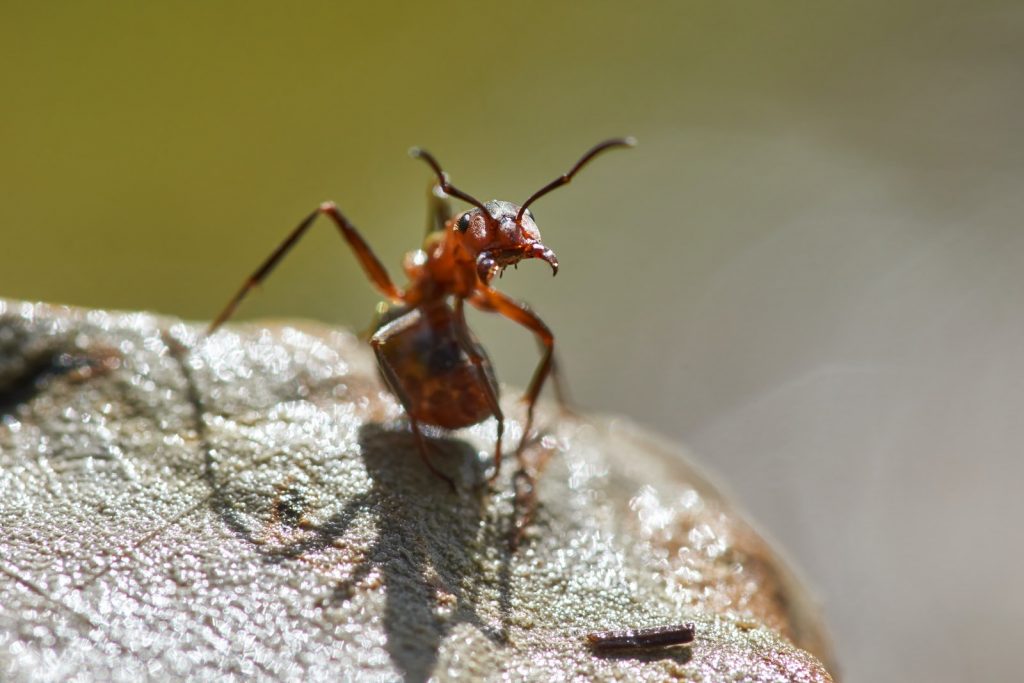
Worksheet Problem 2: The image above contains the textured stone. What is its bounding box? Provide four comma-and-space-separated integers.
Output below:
0, 299, 835, 682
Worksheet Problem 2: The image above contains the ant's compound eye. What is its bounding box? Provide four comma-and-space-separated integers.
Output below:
526, 208, 535, 222
457, 213, 471, 232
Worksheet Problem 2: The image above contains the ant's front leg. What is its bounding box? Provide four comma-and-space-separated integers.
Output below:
208, 202, 403, 334
541, 342, 574, 413
425, 181, 453, 236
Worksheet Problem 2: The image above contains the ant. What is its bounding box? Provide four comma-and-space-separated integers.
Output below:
208, 138, 634, 490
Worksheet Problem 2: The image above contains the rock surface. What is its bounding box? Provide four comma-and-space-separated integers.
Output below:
0, 299, 835, 682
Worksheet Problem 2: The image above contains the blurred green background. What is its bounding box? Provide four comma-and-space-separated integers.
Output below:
3, 2, 1023, 680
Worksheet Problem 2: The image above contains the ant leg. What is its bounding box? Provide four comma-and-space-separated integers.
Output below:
406, 413, 456, 491
511, 440, 560, 548
370, 309, 456, 491
426, 181, 452, 235
470, 289, 553, 460
545, 346, 574, 412
319, 202, 403, 301
453, 298, 504, 482
470, 289, 556, 547
208, 203, 403, 334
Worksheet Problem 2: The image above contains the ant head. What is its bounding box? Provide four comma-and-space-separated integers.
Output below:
410, 137, 634, 283
453, 200, 556, 283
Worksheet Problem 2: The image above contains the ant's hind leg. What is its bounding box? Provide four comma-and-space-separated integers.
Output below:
453, 299, 504, 483
407, 414, 457, 491
370, 310, 456, 491
208, 203, 402, 335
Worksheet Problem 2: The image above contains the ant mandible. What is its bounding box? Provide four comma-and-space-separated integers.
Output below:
208, 137, 634, 489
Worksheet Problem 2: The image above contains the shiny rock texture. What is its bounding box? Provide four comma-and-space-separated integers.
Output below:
0, 299, 835, 682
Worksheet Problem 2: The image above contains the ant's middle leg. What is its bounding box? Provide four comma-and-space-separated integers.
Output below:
208, 203, 403, 334
370, 309, 456, 491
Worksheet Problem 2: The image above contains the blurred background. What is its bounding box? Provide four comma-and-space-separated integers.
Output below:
3, 2, 1022, 679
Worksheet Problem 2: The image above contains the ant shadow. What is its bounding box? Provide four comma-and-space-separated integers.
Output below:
203, 417, 512, 683
168, 329, 516, 681
332, 424, 509, 680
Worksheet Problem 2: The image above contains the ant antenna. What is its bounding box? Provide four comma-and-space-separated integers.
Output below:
516, 137, 636, 223
409, 148, 489, 215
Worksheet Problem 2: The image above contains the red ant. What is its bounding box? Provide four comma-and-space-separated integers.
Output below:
208, 138, 634, 489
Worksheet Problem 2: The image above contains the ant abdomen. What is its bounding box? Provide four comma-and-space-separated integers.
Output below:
373, 302, 498, 431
